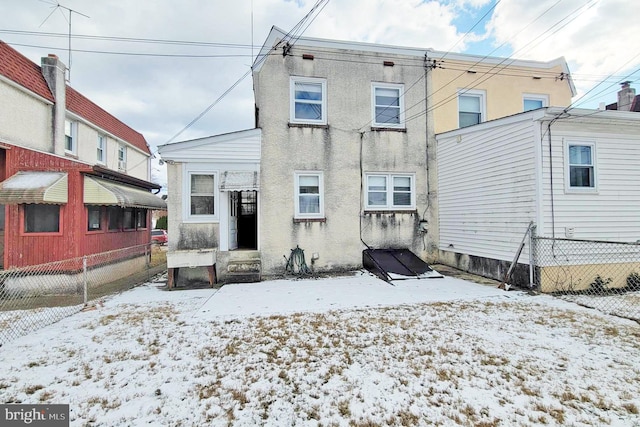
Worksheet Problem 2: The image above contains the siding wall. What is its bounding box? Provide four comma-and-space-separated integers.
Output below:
437, 116, 537, 263
540, 119, 640, 241
3, 146, 151, 268
0, 80, 52, 152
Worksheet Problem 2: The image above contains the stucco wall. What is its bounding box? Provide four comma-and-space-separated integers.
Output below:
0, 80, 53, 151
432, 62, 573, 133
166, 162, 219, 252
255, 47, 432, 275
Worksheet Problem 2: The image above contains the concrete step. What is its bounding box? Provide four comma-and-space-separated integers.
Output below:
224, 251, 261, 283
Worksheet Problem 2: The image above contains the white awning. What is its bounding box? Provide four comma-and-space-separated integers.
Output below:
84, 176, 167, 209
219, 171, 259, 192
0, 171, 68, 204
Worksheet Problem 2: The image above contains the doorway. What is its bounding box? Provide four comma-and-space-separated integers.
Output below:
229, 191, 257, 250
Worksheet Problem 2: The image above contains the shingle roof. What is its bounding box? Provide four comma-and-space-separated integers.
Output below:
0, 41, 150, 155
66, 87, 150, 154
0, 41, 54, 102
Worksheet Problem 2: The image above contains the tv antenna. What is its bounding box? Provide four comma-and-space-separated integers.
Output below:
39, 1, 90, 82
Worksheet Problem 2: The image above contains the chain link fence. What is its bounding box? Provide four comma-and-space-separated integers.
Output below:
0, 244, 167, 346
532, 236, 640, 322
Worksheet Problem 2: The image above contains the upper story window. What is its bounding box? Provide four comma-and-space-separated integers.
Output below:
290, 77, 327, 125
97, 135, 106, 164
295, 172, 324, 219
366, 173, 415, 210
458, 89, 486, 128
372, 83, 405, 128
567, 141, 596, 190
523, 94, 549, 112
118, 144, 127, 171
64, 120, 76, 154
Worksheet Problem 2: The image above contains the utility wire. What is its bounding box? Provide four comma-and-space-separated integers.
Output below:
165, 2, 330, 144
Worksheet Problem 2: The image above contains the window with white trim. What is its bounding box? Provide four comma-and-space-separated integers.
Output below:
118, 144, 127, 171
567, 142, 596, 189
290, 77, 327, 125
64, 120, 76, 154
190, 173, 216, 216
458, 90, 485, 128
97, 135, 106, 164
372, 83, 404, 128
366, 173, 415, 210
295, 172, 324, 218
523, 94, 549, 112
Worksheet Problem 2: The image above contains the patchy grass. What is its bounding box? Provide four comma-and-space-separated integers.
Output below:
2, 293, 639, 426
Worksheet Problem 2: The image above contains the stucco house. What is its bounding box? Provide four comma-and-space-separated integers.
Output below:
0, 41, 165, 270
436, 106, 640, 290
159, 26, 575, 285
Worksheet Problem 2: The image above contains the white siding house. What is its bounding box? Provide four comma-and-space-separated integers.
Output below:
436, 107, 640, 286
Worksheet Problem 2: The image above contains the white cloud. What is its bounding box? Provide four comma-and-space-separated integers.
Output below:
486, 0, 640, 104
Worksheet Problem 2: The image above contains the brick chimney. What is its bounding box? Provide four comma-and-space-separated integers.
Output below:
617, 81, 636, 112
41, 54, 67, 155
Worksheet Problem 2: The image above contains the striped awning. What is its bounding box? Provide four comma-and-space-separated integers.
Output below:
0, 171, 68, 204
219, 171, 259, 192
84, 176, 166, 209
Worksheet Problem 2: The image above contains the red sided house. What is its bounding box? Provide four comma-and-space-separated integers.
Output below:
0, 41, 166, 270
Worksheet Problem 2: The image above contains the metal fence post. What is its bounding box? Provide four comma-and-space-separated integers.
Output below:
529, 225, 536, 290
83, 255, 88, 305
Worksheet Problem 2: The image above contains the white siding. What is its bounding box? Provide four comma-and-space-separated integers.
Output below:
540, 121, 640, 242
437, 118, 537, 262
158, 129, 261, 163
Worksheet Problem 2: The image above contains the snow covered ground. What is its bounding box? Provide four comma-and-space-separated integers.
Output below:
1, 271, 639, 426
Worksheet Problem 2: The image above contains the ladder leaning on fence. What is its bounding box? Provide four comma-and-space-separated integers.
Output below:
499, 221, 535, 291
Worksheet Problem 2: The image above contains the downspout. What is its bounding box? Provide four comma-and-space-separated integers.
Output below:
359, 131, 371, 250
547, 120, 556, 240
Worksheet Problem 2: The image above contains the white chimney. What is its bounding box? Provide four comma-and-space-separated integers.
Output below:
41, 54, 67, 156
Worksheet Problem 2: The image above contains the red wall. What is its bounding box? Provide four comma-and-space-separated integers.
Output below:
3, 146, 151, 268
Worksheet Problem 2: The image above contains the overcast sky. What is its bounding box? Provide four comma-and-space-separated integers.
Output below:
1, 0, 638, 188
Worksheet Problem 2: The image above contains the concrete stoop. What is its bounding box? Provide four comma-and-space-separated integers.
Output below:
224, 250, 261, 283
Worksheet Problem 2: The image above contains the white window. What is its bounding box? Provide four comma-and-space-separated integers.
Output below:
567, 141, 596, 190
290, 77, 327, 125
64, 120, 76, 153
97, 135, 106, 164
295, 172, 324, 218
118, 144, 127, 171
190, 174, 216, 216
523, 94, 549, 112
458, 89, 486, 128
372, 83, 404, 128
366, 173, 415, 210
